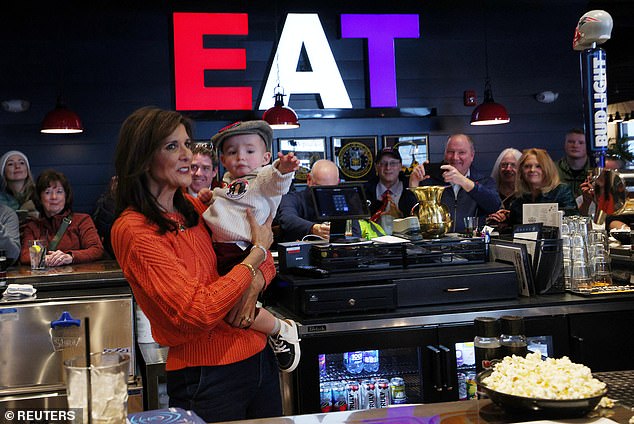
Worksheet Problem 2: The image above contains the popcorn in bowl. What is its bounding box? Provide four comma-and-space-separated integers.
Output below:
481, 352, 606, 399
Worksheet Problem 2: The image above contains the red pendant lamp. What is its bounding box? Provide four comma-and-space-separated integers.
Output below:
41, 96, 84, 134
470, 12, 510, 126
262, 84, 300, 129
470, 79, 510, 126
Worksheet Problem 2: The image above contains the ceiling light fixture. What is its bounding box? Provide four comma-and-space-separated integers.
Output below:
41, 13, 83, 135
262, 84, 299, 129
41, 96, 83, 134
262, 8, 299, 130
470, 6, 509, 126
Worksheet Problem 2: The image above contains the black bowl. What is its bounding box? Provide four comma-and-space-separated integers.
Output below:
476, 369, 607, 418
610, 230, 633, 245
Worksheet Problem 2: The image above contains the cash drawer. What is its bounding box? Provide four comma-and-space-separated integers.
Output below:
301, 283, 397, 315
395, 269, 517, 307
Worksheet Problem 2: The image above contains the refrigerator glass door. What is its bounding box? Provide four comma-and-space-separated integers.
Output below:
296, 327, 435, 414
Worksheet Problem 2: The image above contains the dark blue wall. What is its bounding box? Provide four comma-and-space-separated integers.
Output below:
0, 1, 591, 213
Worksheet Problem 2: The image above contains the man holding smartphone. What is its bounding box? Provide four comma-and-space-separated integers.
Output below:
409, 134, 501, 233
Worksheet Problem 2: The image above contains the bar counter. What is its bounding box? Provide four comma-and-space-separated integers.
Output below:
3, 259, 125, 289
212, 399, 634, 424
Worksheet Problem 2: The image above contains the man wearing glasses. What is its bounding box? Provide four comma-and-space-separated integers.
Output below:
364, 147, 418, 218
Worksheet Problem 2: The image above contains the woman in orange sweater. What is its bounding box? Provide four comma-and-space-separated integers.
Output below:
111, 107, 280, 422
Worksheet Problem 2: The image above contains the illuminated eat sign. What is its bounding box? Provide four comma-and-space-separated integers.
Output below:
173, 12, 419, 111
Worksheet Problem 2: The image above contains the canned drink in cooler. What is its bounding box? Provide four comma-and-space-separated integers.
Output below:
466, 371, 477, 399
457, 372, 467, 400
345, 381, 361, 410
375, 378, 391, 408
320, 382, 332, 413
389, 377, 407, 404
332, 381, 348, 411
360, 379, 377, 409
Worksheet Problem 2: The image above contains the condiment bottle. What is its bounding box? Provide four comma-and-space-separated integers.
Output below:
474, 316, 502, 373
499, 315, 528, 358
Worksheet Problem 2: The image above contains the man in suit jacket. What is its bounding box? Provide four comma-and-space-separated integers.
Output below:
364, 147, 418, 219
409, 134, 501, 233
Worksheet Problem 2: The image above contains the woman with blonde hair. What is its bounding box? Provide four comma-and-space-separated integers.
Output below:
507, 148, 578, 225
0, 150, 37, 220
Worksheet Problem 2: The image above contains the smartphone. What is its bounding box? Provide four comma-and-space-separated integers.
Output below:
425, 162, 446, 182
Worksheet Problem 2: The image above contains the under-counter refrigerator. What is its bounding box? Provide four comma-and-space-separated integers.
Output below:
291, 315, 569, 414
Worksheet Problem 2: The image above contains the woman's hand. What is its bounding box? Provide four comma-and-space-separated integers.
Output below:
487, 209, 510, 223
224, 270, 265, 328
247, 208, 273, 251
45, 250, 73, 267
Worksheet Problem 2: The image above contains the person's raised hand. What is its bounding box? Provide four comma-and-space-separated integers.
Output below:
197, 188, 214, 205
409, 163, 427, 187
277, 151, 300, 174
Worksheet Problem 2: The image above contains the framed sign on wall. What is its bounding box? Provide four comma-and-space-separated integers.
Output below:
333, 136, 377, 181
278, 137, 328, 183
383, 134, 429, 176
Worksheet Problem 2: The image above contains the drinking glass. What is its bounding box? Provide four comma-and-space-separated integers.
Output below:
463, 216, 478, 237
28, 239, 47, 270
592, 256, 612, 287
571, 261, 592, 291
64, 352, 130, 424
379, 214, 394, 236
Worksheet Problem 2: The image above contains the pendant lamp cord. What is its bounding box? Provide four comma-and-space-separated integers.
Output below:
483, 14, 490, 83
482, 0, 493, 97
274, 1, 282, 95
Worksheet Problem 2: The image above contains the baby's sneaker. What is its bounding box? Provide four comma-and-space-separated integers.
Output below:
268, 319, 301, 373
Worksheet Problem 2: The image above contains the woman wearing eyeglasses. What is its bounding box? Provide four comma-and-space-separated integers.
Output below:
490, 148, 522, 210
490, 149, 578, 227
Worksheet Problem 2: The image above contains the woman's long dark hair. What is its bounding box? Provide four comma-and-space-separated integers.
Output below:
114, 106, 198, 233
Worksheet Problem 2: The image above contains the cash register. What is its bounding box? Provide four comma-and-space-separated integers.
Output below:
311, 183, 370, 243
274, 184, 518, 315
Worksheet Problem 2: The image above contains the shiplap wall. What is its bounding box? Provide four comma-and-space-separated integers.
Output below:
0, 0, 590, 213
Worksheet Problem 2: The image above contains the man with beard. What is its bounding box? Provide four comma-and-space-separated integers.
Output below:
409, 134, 501, 233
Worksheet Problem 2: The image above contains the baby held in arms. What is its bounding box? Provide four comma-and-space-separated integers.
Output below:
199, 120, 302, 373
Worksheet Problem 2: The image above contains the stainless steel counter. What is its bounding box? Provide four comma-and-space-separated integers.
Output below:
0, 260, 139, 411
4, 260, 125, 289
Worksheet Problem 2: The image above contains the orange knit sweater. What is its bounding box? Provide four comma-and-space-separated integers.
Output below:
111, 197, 276, 371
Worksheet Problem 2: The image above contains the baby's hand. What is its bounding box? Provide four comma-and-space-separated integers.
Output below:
198, 188, 214, 205
276, 152, 300, 174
